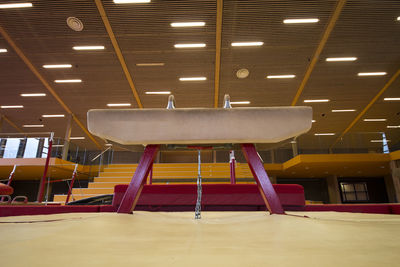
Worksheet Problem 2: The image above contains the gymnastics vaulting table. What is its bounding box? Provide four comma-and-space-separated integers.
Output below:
87, 106, 312, 215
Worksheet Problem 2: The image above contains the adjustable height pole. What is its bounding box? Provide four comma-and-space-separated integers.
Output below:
1, 164, 16, 202
65, 164, 79, 204
195, 150, 202, 219
229, 150, 236, 184
37, 133, 54, 203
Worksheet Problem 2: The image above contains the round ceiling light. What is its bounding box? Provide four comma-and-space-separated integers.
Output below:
236, 68, 249, 79
66, 17, 84, 32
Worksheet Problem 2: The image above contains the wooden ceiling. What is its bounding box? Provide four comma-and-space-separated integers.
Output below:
0, 0, 399, 151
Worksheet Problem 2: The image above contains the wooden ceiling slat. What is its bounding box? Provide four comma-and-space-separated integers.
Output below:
291, 0, 347, 106
94, 0, 143, 109
213, 0, 223, 108
0, 24, 102, 149
330, 69, 400, 148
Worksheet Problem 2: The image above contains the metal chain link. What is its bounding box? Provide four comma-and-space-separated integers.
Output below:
195, 150, 202, 219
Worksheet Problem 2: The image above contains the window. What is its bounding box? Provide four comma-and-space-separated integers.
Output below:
340, 182, 369, 202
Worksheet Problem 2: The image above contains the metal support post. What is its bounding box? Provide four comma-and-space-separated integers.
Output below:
0, 164, 16, 202
229, 150, 236, 184
117, 144, 160, 213
37, 133, 54, 202
241, 143, 285, 214
62, 114, 72, 161
195, 150, 202, 219
65, 164, 79, 204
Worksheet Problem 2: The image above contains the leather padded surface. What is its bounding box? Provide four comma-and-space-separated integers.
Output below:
87, 107, 312, 145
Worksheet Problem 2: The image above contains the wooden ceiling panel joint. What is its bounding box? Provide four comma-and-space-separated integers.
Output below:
94, 0, 143, 109
0, 24, 102, 149
291, 0, 347, 106
330, 68, 400, 148
0, 114, 23, 133
214, 0, 223, 108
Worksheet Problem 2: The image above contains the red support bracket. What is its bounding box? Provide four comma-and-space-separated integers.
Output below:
117, 144, 160, 213
241, 143, 285, 214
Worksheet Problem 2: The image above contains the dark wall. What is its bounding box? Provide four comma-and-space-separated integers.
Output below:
337, 177, 388, 203
9, 179, 90, 202
9, 180, 40, 202
277, 178, 330, 203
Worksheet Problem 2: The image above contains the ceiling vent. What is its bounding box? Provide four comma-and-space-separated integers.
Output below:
236, 68, 249, 79
66, 17, 84, 32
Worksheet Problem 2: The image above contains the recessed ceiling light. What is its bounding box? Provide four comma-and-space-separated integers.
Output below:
107, 103, 132, 107
266, 74, 295, 79
397, 16, 400, 21
231, 42, 264, 47
0, 3, 32, 8
314, 133, 335, 136
363, 119, 387, 122
70, 137, 85, 140
20, 93, 46, 97
1, 105, 23, 109
42, 114, 65, 118
114, 0, 150, 3
0, 48, 7, 53
179, 77, 207, 81
326, 57, 357, 62
73, 46, 105, 50
303, 99, 330, 103
52, 145, 64, 148
332, 109, 356, 112
171, 22, 205, 27
55, 79, 82, 83
283, 18, 319, 24
136, 63, 165, 67
387, 125, 400, 129
145, 91, 171, 95
312, 120, 316, 123
358, 72, 387, 76
384, 97, 400, 101
43, 64, 72, 69
174, 43, 206, 48
231, 101, 250, 105
370, 140, 390, 143
23, 125, 44, 128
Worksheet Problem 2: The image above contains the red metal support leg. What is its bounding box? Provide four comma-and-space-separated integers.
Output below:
118, 144, 159, 213
241, 143, 285, 214
37, 134, 53, 203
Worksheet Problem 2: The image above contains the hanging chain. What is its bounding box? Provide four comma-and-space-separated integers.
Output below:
195, 149, 202, 219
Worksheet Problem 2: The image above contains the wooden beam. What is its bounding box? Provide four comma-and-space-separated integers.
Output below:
330, 69, 400, 148
213, 0, 223, 108
291, 0, 347, 106
0, 115, 23, 133
0, 24, 102, 149
94, 0, 143, 109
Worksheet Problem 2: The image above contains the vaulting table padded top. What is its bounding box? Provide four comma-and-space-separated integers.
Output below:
87, 107, 312, 144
